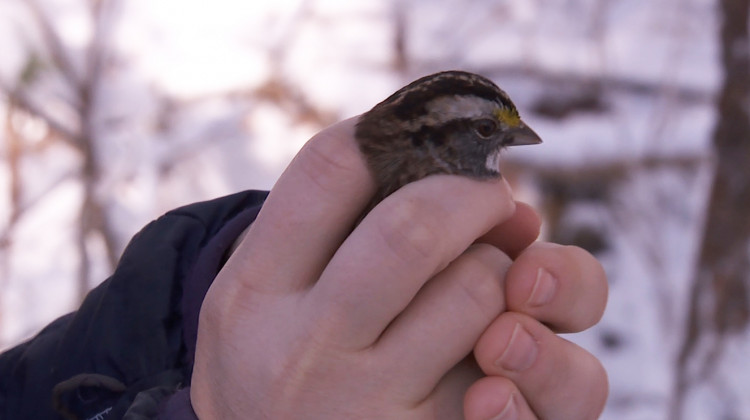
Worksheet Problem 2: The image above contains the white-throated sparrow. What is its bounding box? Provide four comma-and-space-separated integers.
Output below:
355, 70, 542, 210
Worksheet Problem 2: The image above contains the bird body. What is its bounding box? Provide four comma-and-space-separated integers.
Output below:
355, 70, 542, 208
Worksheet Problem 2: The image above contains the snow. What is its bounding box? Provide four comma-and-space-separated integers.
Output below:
1, 0, 747, 418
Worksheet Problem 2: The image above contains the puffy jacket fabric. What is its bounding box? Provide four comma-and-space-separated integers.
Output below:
0, 190, 269, 420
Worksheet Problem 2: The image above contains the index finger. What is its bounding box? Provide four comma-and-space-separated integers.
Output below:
229, 117, 376, 294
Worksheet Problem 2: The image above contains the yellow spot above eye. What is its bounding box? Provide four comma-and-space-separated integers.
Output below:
493, 107, 521, 127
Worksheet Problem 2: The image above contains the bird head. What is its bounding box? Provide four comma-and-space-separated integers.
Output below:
355, 71, 542, 200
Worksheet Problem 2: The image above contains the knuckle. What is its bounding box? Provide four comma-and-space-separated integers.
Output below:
454, 245, 510, 314
296, 131, 363, 195
376, 197, 442, 265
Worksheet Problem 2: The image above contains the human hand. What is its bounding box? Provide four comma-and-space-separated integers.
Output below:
467, 233, 609, 419
190, 117, 608, 419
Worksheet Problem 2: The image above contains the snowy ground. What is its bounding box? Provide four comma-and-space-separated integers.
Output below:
1, 0, 747, 418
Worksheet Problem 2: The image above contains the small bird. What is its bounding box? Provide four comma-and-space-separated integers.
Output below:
355, 70, 542, 210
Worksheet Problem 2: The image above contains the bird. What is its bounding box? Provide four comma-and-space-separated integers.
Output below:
354, 70, 542, 211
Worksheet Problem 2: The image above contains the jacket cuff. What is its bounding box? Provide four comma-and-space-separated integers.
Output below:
159, 388, 199, 420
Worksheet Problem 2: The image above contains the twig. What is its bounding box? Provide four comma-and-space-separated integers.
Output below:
0, 81, 83, 148
25, 0, 82, 90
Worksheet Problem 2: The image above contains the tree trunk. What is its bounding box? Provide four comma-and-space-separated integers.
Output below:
671, 0, 750, 418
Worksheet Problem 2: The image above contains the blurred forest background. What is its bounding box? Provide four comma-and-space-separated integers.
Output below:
0, 0, 748, 419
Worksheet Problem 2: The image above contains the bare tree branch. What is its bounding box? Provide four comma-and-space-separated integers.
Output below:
3, 0, 122, 301
0, 101, 23, 341
0, 80, 82, 148
25, 0, 82, 91
471, 64, 714, 107
508, 153, 708, 179
71, 0, 122, 297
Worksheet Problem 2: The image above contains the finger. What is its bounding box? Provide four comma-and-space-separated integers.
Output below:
477, 201, 541, 259
427, 356, 483, 419
474, 313, 608, 420
228, 117, 375, 293
308, 176, 516, 349
505, 243, 608, 332
464, 376, 538, 420
376, 244, 512, 397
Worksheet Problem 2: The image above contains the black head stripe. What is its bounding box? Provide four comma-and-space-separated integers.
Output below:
407, 118, 472, 147
376, 71, 516, 120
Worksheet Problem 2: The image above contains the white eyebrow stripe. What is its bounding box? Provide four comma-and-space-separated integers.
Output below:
403, 95, 499, 131
427, 95, 497, 120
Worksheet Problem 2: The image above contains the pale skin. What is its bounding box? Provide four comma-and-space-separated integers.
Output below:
190, 117, 609, 419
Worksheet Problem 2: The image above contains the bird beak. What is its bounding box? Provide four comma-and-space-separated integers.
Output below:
505, 122, 543, 146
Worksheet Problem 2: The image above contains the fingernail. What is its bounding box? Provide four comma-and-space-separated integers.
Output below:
489, 392, 519, 420
527, 267, 557, 307
495, 323, 538, 372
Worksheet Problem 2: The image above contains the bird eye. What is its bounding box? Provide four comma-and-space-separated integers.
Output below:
472, 118, 497, 138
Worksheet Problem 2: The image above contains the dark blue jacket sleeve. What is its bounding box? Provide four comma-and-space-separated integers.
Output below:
0, 190, 268, 420
158, 388, 197, 419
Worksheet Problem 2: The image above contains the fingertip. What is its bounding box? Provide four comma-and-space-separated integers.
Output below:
464, 376, 535, 420
478, 201, 541, 259
473, 313, 608, 419
512, 202, 542, 240
504, 243, 608, 332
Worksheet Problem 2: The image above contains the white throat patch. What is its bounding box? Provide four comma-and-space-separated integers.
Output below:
485, 148, 502, 173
